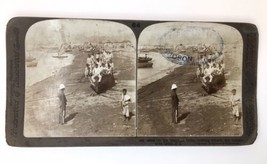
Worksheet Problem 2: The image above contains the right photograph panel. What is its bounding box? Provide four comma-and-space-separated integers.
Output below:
137, 22, 243, 137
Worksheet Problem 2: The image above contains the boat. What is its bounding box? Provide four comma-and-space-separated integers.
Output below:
138, 54, 153, 68
89, 73, 116, 94
26, 54, 38, 67
52, 54, 68, 58
26, 61, 38, 67
201, 74, 226, 94
138, 56, 152, 63
52, 43, 71, 58
26, 56, 36, 62
138, 62, 153, 68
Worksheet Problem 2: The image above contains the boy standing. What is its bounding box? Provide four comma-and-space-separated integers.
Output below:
121, 89, 131, 121
231, 89, 240, 124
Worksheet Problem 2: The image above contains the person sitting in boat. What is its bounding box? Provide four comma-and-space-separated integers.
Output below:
91, 64, 104, 82
201, 55, 208, 65
203, 64, 214, 83
101, 51, 107, 64
101, 62, 112, 75
102, 50, 108, 63
213, 51, 220, 61
216, 64, 224, 75
108, 51, 113, 60
220, 60, 225, 70
207, 53, 213, 63
94, 53, 103, 67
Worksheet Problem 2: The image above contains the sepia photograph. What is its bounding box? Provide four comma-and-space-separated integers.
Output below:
24, 19, 136, 137
137, 22, 243, 136
6, 17, 258, 146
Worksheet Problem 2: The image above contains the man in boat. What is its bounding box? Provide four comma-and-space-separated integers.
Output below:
171, 84, 179, 124
94, 53, 103, 67
58, 84, 67, 125
102, 62, 113, 74
214, 63, 224, 75
121, 89, 131, 121
202, 64, 214, 83
91, 63, 104, 82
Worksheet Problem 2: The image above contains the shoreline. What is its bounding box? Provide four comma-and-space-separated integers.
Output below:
26, 52, 75, 87
138, 52, 180, 89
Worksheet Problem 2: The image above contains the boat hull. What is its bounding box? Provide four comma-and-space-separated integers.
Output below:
89, 74, 116, 94
26, 61, 38, 67
138, 62, 153, 68
52, 55, 68, 58
201, 74, 226, 94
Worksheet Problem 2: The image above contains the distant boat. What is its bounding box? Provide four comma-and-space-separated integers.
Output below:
138, 54, 153, 68
138, 56, 152, 63
52, 43, 71, 58
52, 54, 68, 58
26, 54, 38, 67
26, 61, 38, 67
26, 56, 36, 62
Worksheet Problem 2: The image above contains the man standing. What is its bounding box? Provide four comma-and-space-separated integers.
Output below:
171, 84, 179, 124
58, 84, 67, 125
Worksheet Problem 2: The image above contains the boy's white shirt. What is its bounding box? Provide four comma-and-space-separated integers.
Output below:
121, 94, 131, 105
231, 94, 239, 106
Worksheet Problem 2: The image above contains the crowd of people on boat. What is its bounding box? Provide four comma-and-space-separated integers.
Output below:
196, 51, 225, 83
81, 49, 114, 82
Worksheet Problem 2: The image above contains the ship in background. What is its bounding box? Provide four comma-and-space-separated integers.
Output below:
138, 54, 153, 68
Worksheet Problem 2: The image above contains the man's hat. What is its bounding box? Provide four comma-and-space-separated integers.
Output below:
59, 84, 65, 90
171, 84, 177, 90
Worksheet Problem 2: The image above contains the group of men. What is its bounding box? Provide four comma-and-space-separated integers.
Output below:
82, 49, 114, 82
196, 51, 225, 83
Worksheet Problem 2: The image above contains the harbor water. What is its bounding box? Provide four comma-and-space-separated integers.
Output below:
26, 51, 75, 87
138, 52, 180, 89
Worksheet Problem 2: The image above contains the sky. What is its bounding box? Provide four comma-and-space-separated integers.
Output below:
25, 19, 136, 49
138, 22, 243, 48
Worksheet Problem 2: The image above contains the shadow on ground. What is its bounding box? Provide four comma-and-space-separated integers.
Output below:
65, 112, 78, 123
178, 112, 191, 123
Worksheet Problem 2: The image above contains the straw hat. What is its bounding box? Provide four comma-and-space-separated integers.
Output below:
59, 84, 65, 90
171, 84, 177, 90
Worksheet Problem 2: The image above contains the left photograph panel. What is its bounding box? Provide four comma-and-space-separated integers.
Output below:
24, 19, 137, 137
